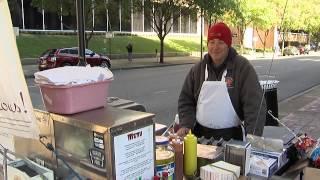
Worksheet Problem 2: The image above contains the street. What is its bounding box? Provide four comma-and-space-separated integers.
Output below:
26, 55, 320, 126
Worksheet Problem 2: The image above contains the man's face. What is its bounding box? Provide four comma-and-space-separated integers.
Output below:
207, 39, 229, 65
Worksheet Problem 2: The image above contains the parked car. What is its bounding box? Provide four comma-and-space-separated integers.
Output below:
283, 46, 299, 56
38, 48, 111, 71
310, 43, 317, 51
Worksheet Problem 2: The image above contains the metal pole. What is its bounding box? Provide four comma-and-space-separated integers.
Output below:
179, 9, 181, 33
109, 36, 111, 58
21, 0, 25, 30
42, 1, 45, 30
107, 8, 109, 31
152, 4, 154, 32
60, 0, 63, 30
76, 0, 86, 66
152, 4, 155, 32
92, 0, 95, 29
142, 0, 144, 32
188, 14, 191, 33
131, 0, 133, 32
119, 1, 122, 32
106, 0, 109, 31
2, 148, 8, 180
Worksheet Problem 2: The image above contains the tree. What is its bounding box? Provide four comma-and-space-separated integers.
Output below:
249, 0, 278, 56
190, 0, 237, 59
298, 0, 320, 44
191, 0, 237, 26
8, 0, 23, 27
224, 0, 277, 54
133, 0, 189, 63
225, 0, 259, 53
31, 0, 108, 48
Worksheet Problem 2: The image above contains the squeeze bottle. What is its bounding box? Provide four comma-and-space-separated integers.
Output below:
183, 130, 197, 176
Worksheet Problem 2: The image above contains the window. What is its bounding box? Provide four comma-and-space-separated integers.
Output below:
85, 49, 94, 55
41, 49, 57, 56
59, 49, 69, 54
69, 49, 78, 55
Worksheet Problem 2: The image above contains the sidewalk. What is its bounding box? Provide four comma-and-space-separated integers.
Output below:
23, 56, 201, 79
278, 84, 320, 139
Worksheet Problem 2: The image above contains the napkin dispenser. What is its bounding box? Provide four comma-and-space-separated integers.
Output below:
224, 139, 251, 175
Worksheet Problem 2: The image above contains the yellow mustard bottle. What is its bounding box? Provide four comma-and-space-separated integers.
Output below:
183, 130, 197, 176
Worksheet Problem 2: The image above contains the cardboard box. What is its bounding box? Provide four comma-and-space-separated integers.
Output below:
252, 149, 289, 169
39, 80, 111, 114
249, 154, 278, 178
303, 167, 320, 180
200, 161, 240, 180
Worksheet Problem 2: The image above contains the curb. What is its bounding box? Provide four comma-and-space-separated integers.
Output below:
111, 62, 195, 70
21, 58, 38, 65
24, 62, 196, 79
279, 84, 320, 105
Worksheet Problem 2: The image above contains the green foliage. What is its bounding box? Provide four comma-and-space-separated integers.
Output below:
30, 0, 108, 29
131, 0, 190, 63
191, 0, 237, 25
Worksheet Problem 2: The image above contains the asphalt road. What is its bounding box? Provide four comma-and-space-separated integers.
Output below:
26, 55, 320, 126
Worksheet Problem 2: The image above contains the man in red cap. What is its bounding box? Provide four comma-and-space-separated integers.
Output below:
177, 22, 266, 140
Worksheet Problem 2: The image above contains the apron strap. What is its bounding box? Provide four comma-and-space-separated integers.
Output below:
221, 69, 227, 82
205, 64, 208, 81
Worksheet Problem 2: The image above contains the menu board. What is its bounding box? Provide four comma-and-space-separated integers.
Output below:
113, 125, 154, 180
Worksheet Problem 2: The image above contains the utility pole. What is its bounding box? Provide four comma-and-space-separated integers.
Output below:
76, 0, 87, 66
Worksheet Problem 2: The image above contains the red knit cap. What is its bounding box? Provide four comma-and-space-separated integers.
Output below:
207, 22, 232, 47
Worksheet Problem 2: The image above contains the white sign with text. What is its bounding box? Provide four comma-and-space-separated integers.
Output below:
114, 125, 154, 180
0, 0, 39, 140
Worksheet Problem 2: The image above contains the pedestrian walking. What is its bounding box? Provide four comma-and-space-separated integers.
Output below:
126, 43, 133, 62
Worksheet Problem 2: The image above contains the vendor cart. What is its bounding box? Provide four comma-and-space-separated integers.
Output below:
11, 106, 155, 179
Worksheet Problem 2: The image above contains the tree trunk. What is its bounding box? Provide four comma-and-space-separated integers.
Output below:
85, 35, 89, 48
263, 30, 269, 56
85, 29, 94, 48
281, 31, 286, 55
159, 37, 164, 63
238, 27, 244, 54
263, 39, 266, 57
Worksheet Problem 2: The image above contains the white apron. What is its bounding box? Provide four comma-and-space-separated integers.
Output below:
196, 64, 246, 140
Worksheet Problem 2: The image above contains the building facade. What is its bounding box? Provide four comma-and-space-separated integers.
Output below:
9, 0, 200, 35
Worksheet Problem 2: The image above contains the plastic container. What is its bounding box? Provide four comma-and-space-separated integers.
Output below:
39, 80, 111, 114
155, 136, 175, 179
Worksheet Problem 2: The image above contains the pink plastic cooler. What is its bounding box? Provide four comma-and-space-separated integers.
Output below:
39, 80, 111, 114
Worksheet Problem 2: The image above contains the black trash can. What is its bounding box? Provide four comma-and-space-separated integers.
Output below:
260, 80, 279, 126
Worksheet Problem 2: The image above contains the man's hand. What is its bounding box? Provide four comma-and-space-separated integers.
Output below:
176, 127, 190, 138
